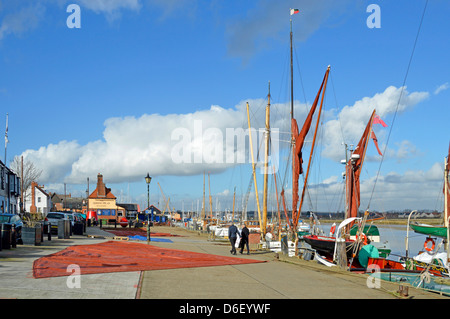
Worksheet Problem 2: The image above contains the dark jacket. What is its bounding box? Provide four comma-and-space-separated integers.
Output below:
240, 226, 249, 242
228, 225, 239, 238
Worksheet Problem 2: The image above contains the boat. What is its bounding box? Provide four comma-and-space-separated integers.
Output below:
409, 143, 450, 239
401, 144, 450, 277
349, 224, 391, 258
409, 223, 447, 238
303, 109, 386, 266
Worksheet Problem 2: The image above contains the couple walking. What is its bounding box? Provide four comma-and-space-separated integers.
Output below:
228, 223, 250, 255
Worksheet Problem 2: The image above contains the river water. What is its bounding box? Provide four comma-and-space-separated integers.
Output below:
311, 223, 448, 259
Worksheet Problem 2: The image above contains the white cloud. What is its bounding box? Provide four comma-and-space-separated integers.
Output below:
225, 0, 352, 61
0, 0, 142, 40
0, 2, 46, 40
322, 86, 428, 161
18, 85, 429, 192
434, 82, 449, 95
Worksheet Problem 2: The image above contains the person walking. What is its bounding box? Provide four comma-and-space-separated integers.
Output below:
239, 224, 250, 255
228, 223, 239, 255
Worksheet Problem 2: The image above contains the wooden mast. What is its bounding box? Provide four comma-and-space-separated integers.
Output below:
208, 172, 213, 218
262, 82, 271, 236
246, 102, 263, 234
202, 171, 205, 220
273, 168, 281, 241
232, 186, 236, 222
445, 144, 449, 228
444, 144, 449, 256
290, 13, 295, 235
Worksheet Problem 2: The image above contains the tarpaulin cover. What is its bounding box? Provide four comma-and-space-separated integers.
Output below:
127, 235, 173, 242
33, 241, 265, 279
107, 229, 181, 237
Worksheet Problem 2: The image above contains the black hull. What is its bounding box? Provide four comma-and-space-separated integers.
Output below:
303, 235, 357, 259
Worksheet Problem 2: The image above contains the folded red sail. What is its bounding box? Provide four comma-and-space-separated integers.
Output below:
291, 67, 329, 229
346, 110, 376, 220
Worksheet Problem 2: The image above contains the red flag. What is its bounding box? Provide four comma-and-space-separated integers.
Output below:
373, 114, 387, 127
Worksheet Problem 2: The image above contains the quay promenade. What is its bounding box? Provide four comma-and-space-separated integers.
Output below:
0, 224, 446, 305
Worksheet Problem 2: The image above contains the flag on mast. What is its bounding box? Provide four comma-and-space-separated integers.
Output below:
290, 8, 300, 15
373, 114, 387, 127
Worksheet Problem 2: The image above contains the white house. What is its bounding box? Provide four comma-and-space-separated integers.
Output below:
26, 181, 52, 215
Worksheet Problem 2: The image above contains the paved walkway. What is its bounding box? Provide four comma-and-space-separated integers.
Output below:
0, 224, 447, 303
137, 226, 447, 300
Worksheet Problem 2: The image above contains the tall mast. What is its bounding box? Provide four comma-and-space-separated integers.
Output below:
208, 172, 212, 218
246, 102, 262, 232
290, 13, 295, 232
262, 82, 271, 236
444, 147, 449, 227
232, 186, 236, 222
290, 19, 294, 120
4, 113, 8, 164
202, 171, 205, 220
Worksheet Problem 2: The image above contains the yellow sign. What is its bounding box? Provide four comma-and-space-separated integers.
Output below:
89, 199, 116, 209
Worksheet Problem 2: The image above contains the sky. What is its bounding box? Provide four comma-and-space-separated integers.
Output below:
0, 0, 449, 215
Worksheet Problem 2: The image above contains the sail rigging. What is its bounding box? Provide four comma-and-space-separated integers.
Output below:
345, 110, 377, 222
292, 66, 330, 233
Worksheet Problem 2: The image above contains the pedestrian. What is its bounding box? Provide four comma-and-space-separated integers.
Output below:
228, 223, 239, 255
239, 224, 250, 255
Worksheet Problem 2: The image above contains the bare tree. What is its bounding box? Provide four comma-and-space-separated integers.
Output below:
10, 156, 43, 212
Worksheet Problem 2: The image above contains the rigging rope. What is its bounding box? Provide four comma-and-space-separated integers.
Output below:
366, 0, 429, 210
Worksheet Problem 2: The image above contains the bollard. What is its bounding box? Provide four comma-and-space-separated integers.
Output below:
397, 285, 409, 297
48, 222, 52, 241
11, 224, 16, 248
1, 223, 12, 249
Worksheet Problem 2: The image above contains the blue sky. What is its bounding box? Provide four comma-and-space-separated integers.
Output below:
1, 0, 449, 214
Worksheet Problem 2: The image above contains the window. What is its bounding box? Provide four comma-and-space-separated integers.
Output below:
38, 197, 41, 203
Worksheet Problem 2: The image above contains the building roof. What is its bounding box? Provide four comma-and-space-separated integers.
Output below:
88, 174, 116, 199
34, 184, 50, 198
142, 205, 162, 214
88, 187, 116, 199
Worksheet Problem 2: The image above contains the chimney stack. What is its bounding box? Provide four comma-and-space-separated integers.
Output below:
97, 174, 106, 197
30, 181, 37, 213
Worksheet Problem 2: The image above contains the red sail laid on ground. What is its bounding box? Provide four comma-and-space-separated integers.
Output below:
33, 241, 265, 279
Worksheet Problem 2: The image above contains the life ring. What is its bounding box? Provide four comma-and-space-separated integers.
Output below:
329, 224, 336, 237
424, 237, 436, 254
356, 233, 368, 245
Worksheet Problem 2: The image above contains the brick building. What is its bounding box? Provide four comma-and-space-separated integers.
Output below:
88, 173, 125, 222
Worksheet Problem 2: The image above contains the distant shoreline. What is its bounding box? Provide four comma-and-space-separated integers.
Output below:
316, 218, 443, 226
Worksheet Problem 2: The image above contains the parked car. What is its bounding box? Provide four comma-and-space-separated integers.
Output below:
0, 213, 24, 244
45, 212, 69, 233
65, 211, 85, 223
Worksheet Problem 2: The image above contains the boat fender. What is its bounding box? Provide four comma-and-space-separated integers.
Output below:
424, 237, 436, 255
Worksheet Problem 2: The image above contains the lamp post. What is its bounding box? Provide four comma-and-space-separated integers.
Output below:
145, 173, 152, 243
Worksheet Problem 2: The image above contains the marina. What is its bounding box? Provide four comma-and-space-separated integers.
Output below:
0, 222, 447, 303
1, 1, 449, 308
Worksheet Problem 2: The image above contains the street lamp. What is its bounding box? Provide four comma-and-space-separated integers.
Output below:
145, 173, 152, 242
